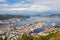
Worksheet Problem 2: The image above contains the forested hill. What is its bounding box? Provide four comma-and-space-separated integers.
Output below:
0, 14, 30, 20
33, 14, 60, 17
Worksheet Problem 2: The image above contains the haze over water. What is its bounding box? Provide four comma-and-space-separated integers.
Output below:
14, 17, 60, 26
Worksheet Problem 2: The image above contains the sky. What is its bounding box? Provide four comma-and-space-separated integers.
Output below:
0, 0, 60, 15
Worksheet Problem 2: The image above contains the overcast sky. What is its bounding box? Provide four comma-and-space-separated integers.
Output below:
0, 0, 60, 14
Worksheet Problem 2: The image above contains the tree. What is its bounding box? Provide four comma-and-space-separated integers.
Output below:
21, 34, 28, 40
0, 37, 3, 40
33, 35, 42, 40
42, 33, 53, 40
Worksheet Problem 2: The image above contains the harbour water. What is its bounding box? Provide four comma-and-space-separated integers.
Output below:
0, 17, 60, 26
14, 17, 60, 26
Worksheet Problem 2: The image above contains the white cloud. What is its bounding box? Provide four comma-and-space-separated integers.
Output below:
29, 5, 51, 11
0, 0, 6, 2
0, 0, 60, 13
22, 0, 60, 11
32, 0, 60, 11
0, 4, 51, 12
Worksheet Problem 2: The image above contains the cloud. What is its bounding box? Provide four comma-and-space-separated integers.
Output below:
0, 0, 5, 2
29, 5, 51, 11
33, 0, 60, 11
22, 0, 60, 11
0, 4, 51, 12
0, 0, 60, 14
0, 0, 6, 2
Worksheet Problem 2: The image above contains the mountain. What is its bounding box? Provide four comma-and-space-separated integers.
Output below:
1, 11, 60, 16
0, 14, 30, 20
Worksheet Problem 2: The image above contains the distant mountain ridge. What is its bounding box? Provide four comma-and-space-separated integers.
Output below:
39, 14, 60, 17
0, 14, 30, 20
0, 14, 60, 20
